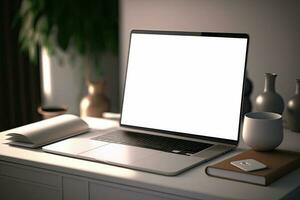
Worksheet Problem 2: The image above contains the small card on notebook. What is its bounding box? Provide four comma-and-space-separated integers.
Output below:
230, 159, 267, 172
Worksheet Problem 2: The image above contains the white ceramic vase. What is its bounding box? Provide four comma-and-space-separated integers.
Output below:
242, 112, 283, 151
255, 73, 284, 114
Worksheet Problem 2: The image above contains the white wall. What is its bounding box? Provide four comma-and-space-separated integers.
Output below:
120, 0, 300, 109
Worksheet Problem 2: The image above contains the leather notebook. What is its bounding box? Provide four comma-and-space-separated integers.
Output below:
205, 150, 300, 186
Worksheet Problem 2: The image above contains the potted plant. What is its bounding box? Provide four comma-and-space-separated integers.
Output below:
17, 0, 118, 117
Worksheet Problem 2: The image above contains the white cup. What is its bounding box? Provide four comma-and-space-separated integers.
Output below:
242, 112, 283, 151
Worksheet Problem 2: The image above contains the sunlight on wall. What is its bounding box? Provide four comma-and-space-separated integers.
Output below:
80, 98, 90, 117
82, 116, 119, 129
41, 48, 52, 100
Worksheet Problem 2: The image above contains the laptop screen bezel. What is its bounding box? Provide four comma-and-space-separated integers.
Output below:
120, 29, 249, 146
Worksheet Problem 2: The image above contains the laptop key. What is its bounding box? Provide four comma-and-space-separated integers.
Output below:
93, 130, 212, 155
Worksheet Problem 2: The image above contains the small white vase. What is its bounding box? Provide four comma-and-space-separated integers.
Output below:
242, 112, 283, 151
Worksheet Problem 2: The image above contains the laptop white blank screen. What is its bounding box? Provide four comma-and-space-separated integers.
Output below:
121, 32, 248, 141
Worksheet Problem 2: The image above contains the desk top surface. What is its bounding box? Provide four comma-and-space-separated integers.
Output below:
0, 117, 300, 200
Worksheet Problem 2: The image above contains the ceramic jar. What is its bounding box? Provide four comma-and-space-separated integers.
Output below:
80, 80, 110, 117
255, 73, 284, 114
243, 112, 283, 151
286, 79, 300, 132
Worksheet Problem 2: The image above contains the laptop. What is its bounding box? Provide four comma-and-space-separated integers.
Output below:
43, 30, 249, 176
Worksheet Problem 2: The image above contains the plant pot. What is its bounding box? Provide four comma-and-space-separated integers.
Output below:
38, 106, 68, 119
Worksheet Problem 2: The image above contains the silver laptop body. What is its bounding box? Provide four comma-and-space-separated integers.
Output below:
43, 30, 249, 176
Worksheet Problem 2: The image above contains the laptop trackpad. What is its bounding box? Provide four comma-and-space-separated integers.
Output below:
80, 144, 206, 175
80, 143, 157, 165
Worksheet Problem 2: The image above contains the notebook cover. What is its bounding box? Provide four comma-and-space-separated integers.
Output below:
205, 150, 300, 186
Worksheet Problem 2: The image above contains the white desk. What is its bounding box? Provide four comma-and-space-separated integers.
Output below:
0, 117, 299, 200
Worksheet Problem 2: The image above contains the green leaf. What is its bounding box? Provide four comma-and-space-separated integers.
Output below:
16, 0, 119, 64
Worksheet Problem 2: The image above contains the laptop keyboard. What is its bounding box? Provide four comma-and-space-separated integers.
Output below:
93, 130, 212, 155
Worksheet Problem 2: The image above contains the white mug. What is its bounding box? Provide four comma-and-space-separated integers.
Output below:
242, 112, 283, 151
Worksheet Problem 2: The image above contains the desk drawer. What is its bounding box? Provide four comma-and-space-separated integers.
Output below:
0, 175, 61, 200
90, 181, 188, 200
0, 161, 62, 188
